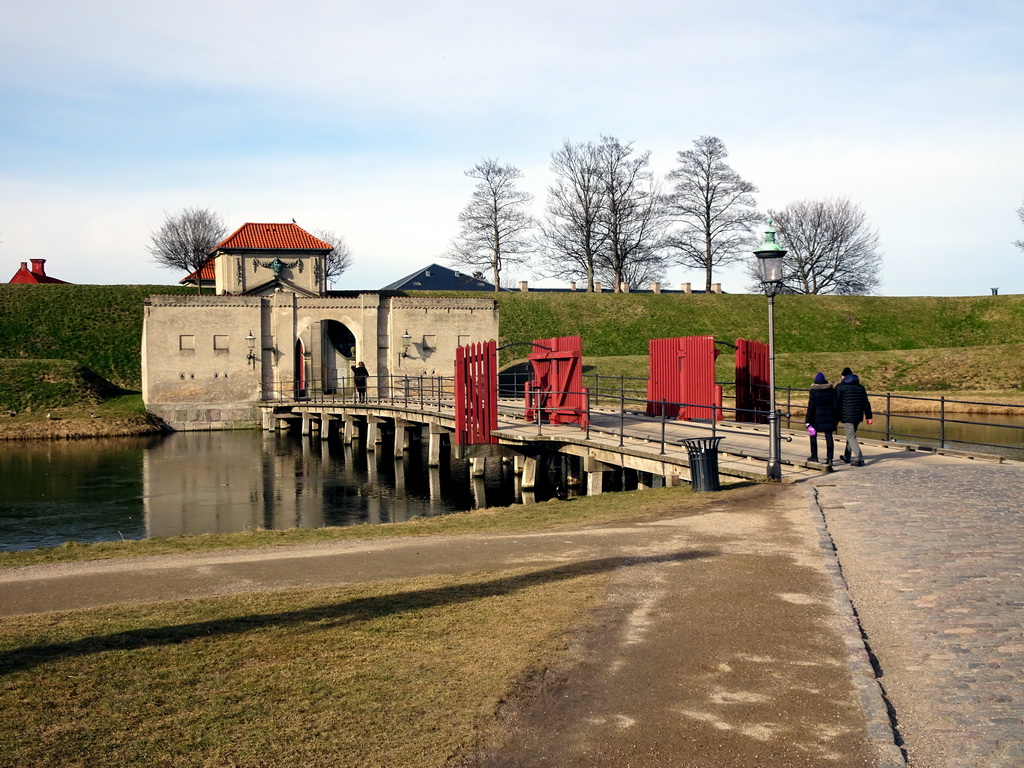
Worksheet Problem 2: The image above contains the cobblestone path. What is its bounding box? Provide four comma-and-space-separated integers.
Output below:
813, 452, 1024, 768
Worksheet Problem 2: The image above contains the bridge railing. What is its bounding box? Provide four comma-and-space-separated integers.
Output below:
262, 374, 457, 411
260, 374, 1024, 459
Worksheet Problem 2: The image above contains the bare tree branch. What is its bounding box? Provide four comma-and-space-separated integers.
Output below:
594, 136, 667, 292
1015, 198, 1024, 253
665, 136, 761, 292
753, 198, 883, 295
535, 140, 608, 291
447, 158, 535, 291
148, 207, 227, 295
312, 229, 354, 287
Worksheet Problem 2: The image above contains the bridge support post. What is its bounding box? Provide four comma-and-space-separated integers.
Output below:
513, 455, 524, 475
428, 426, 444, 467
366, 420, 380, 452
566, 456, 581, 488
320, 415, 332, 440
262, 411, 276, 432
470, 456, 485, 477
520, 456, 539, 490
587, 471, 605, 495
637, 472, 653, 490
300, 412, 312, 436
664, 473, 682, 487
394, 425, 408, 458
342, 417, 355, 445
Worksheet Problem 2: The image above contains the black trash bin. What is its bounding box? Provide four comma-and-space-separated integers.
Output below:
681, 436, 724, 492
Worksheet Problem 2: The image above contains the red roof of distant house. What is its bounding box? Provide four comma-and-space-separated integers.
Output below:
9, 259, 70, 284
180, 258, 216, 285
211, 222, 332, 253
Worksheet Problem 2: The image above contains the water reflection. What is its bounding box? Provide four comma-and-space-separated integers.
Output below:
0, 429, 533, 552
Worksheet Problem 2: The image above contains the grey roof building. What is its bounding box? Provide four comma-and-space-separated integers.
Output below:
382, 264, 499, 291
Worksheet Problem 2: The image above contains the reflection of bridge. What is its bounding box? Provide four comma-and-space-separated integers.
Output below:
260, 377, 834, 494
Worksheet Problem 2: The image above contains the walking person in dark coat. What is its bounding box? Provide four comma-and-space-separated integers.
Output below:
351, 362, 369, 403
805, 371, 838, 465
836, 366, 873, 466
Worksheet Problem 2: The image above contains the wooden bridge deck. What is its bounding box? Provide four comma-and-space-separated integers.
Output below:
259, 395, 848, 486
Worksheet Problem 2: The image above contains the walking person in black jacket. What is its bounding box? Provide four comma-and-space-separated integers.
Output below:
805, 371, 838, 465
836, 367, 873, 466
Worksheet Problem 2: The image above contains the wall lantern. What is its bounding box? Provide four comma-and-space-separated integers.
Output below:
246, 330, 257, 368
401, 329, 413, 359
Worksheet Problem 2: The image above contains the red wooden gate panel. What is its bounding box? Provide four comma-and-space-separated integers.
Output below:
646, 336, 721, 421
735, 338, 770, 424
454, 340, 498, 445
524, 335, 589, 428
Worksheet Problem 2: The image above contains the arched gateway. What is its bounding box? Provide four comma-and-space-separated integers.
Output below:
141, 222, 498, 431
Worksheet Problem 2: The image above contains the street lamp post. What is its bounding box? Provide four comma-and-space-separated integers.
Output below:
753, 221, 786, 481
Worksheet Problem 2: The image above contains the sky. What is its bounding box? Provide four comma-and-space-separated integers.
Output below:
1, 0, 1022, 296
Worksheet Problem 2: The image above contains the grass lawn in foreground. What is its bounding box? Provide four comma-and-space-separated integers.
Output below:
0, 567, 606, 768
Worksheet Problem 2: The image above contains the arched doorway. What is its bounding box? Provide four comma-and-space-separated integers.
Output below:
323, 320, 357, 393
294, 338, 307, 398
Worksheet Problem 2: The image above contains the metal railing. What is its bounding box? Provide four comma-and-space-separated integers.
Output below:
260, 374, 1024, 458
263, 374, 457, 412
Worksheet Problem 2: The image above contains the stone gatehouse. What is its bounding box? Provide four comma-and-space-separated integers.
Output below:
141, 222, 498, 430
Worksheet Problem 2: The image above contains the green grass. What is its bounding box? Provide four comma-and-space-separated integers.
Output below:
0, 284, 191, 389
0, 568, 607, 767
581, 342, 1024, 395
0, 485, 707, 568
0, 358, 125, 412
5, 285, 1024, 392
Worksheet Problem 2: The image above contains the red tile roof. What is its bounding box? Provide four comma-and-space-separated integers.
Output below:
9, 259, 70, 284
180, 257, 216, 284
211, 223, 332, 253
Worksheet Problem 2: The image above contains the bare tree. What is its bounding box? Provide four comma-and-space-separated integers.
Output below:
312, 229, 354, 287
148, 207, 227, 294
595, 136, 667, 292
447, 158, 535, 291
666, 136, 761, 292
1015, 198, 1024, 253
760, 198, 883, 295
536, 140, 607, 291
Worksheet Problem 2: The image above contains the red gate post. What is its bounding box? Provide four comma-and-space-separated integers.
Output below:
524, 336, 588, 429
454, 341, 498, 445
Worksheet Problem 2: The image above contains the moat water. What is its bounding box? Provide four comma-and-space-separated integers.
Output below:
2, 414, 1021, 553
0, 430, 552, 553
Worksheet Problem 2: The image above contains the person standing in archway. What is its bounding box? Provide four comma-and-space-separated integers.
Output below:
352, 362, 369, 403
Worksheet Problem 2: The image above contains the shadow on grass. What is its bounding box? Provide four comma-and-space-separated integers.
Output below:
0, 549, 717, 675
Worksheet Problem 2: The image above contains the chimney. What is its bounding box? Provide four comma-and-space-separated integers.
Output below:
569, 281, 577, 291
594, 281, 603, 293
30, 259, 46, 276
620, 282, 630, 293
651, 282, 661, 293
992, 288, 999, 296
681, 282, 691, 294
518, 281, 529, 292
711, 283, 722, 294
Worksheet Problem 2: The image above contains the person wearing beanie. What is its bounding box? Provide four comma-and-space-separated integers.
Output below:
805, 372, 838, 465
836, 367, 873, 466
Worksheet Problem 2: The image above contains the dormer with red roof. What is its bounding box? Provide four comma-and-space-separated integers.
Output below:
9, 259, 71, 284
195, 222, 332, 297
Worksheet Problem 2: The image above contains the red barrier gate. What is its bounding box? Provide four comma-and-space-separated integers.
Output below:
645, 336, 722, 421
735, 338, 770, 424
454, 340, 498, 445
524, 335, 589, 428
